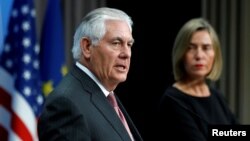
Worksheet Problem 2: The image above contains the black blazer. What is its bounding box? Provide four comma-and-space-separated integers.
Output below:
38, 65, 143, 141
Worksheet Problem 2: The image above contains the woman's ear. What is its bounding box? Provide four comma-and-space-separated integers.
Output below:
80, 37, 92, 58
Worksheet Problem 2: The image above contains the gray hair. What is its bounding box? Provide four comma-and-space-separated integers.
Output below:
72, 7, 133, 61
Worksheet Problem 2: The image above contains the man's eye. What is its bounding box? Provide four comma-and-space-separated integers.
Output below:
128, 43, 133, 48
113, 42, 121, 46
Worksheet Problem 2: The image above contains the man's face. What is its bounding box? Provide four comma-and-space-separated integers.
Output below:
88, 20, 134, 90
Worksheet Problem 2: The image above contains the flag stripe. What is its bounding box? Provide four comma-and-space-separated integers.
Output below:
11, 112, 33, 141
0, 89, 33, 141
0, 67, 38, 136
0, 106, 22, 141
0, 111, 9, 141
0, 67, 14, 94
0, 63, 38, 140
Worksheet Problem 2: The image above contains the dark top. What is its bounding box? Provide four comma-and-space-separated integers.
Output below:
156, 86, 238, 141
38, 65, 143, 141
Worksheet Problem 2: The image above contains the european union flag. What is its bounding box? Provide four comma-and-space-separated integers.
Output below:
40, 0, 67, 96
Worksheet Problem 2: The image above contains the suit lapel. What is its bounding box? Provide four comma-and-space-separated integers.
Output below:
116, 96, 143, 141
91, 93, 132, 141
71, 65, 132, 141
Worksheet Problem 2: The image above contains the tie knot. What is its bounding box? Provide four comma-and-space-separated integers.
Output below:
107, 93, 118, 107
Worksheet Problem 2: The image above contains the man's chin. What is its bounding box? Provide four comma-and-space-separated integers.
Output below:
116, 77, 127, 83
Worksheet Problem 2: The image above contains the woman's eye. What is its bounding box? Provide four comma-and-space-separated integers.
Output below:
203, 45, 212, 50
188, 45, 195, 50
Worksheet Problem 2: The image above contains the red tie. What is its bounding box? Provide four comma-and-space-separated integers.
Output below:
107, 93, 134, 141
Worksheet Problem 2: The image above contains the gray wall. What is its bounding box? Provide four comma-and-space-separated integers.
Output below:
202, 0, 250, 124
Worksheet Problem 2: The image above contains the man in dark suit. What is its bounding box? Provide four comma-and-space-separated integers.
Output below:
38, 7, 143, 141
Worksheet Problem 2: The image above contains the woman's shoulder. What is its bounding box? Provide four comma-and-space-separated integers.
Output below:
163, 85, 191, 100
209, 86, 225, 100
160, 85, 194, 108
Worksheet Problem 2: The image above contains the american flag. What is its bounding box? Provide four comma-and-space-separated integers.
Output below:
0, 0, 44, 140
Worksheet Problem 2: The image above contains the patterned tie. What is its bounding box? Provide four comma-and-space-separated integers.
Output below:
107, 93, 134, 141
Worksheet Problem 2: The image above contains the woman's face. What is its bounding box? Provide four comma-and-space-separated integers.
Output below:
183, 30, 215, 80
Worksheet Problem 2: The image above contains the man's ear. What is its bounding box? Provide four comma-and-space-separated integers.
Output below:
80, 37, 92, 58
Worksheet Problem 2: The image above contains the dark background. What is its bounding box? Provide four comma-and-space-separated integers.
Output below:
107, 0, 201, 140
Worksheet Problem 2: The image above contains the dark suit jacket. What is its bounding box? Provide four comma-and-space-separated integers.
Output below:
38, 65, 143, 141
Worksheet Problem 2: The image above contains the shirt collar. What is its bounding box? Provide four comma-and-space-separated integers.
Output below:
76, 62, 110, 97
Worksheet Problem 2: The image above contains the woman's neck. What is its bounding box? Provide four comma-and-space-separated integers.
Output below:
173, 79, 210, 97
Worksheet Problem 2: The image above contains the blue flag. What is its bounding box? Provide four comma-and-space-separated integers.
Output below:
40, 0, 67, 96
0, 0, 14, 54
0, 4, 3, 53
0, 0, 43, 140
